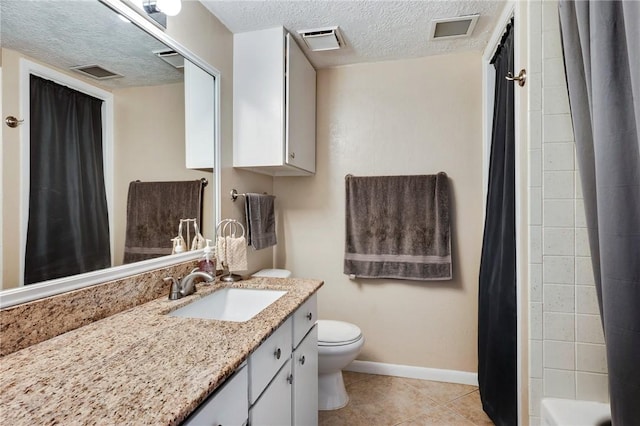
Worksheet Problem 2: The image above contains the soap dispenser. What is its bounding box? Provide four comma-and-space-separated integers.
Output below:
198, 239, 216, 275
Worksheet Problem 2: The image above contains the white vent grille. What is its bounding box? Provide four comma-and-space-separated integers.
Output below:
429, 15, 480, 40
70, 64, 122, 80
298, 26, 345, 51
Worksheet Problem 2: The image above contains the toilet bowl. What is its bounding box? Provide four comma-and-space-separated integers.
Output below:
252, 269, 365, 411
317, 319, 364, 410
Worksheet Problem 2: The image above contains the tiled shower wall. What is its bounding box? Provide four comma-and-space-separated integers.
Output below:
528, 1, 609, 424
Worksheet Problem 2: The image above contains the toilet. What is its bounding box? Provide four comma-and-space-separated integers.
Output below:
252, 269, 365, 411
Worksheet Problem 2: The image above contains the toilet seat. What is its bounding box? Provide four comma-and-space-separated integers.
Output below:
317, 320, 362, 346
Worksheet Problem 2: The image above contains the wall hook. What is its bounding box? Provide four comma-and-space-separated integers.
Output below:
5, 116, 24, 128
505, 69, 527, 87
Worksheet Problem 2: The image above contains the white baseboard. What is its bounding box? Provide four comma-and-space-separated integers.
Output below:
345, 360, 479, 386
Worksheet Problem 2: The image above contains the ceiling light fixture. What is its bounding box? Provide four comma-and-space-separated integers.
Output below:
298, 26, 345, 51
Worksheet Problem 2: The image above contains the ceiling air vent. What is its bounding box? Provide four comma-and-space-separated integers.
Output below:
70, 64, 122, 80
154, 49, 185, 69
429, 14, 480, 40
297, 26, 345, 51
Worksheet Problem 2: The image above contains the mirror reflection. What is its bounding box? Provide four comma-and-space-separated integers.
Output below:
1, 0, 216, 290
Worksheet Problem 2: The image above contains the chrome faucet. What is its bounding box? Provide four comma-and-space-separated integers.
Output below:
164, 268, 215, 300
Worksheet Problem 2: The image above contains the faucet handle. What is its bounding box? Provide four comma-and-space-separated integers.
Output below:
164, 277, 180, 300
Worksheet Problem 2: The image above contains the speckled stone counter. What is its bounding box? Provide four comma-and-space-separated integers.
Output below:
0, 277, 323, 425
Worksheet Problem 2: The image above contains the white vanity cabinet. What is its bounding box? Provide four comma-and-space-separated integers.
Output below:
185, 294, 318, 426
183, 364, 248, 426
233, 26, 317, 176
249, 294, 318, 426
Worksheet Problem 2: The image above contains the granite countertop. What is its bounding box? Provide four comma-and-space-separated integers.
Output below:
0, 277, 323, 425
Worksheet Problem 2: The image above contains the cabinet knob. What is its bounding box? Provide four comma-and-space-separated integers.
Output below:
287, 374, 294, 384
299, 355, 306, 365
290, 152, 296, 159
306, 312, 313, 321
274, 348, 281, 360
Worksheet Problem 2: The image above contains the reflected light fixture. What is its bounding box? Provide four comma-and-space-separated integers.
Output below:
156, 0, 182, 16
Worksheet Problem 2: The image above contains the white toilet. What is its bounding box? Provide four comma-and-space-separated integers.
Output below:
252, 269, 365, 411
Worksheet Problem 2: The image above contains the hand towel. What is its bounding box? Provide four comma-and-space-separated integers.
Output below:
225, 236, 248, 272
344, 172, 452, 281
215, 236, 226, 271
245, 193, 277, 250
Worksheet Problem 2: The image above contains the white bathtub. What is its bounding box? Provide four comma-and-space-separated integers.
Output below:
541, 398, 611, 426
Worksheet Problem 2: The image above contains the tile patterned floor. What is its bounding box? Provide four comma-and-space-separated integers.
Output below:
318, 372, 494, 426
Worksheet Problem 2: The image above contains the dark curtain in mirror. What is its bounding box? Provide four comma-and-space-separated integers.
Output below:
25, 75, 111, 284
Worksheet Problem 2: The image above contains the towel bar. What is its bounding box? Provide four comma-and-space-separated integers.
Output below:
230, 188, 272, 202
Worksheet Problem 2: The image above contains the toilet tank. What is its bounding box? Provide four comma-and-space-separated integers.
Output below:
252, 269, 292, 278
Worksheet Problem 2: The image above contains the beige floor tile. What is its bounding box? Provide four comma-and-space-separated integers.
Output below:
445, 390, 494, 425
397, 405, 477, 425
319, 404, 371, 426
402, 378, 479, 404
320, 373, 493, 426
343, 371, 371, 386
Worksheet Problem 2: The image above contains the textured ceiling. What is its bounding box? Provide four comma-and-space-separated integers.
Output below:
0, 0, 184, 89
200, 0, 507, 69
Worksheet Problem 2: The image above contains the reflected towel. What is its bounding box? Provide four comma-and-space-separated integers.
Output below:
245, 193, 277, 250
344, 173, 452, 281
124, 180, 203, 264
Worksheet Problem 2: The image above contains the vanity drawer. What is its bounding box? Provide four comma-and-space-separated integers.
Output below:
292, 294, 317, 348
183, 364, 248, 426
249, 317, 292, 404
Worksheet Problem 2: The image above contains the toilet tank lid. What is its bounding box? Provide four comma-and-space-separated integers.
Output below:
317, 320, 362, 344
252, 269, 292, 278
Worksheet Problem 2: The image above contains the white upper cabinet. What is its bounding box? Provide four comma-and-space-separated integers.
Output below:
233, 27, 317, 176
184, 60, 215, 169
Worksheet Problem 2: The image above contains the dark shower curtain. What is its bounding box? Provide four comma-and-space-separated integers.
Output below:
559, 2, 640, 423
478, 19, 517, 426
25, 75, 111, 284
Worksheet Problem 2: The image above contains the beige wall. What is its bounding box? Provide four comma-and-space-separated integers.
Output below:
273, 52, 484, 371
167, 1, 274, 272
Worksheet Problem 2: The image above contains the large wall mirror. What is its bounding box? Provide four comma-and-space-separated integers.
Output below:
0, 0, 221, 306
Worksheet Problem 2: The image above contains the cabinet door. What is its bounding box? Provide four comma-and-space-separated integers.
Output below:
184, 59, 215, 169
233, 27, 285, 169
183, 365, 248, 426
249, 318, 292, 404
285, 33, 316, 173
292, 326, 318, 426
250, 360, 292, 426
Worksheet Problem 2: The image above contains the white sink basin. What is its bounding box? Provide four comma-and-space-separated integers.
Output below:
169, 288, 287, 322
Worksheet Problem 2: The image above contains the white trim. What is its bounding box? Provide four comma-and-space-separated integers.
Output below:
0, 250, 201, 309
513, 2, 526, 424
18, 58, 115, 286
345, 360, 479, 386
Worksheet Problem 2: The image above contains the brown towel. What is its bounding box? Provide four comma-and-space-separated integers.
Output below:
124, 180, 203, 264
344, 173, 452, 281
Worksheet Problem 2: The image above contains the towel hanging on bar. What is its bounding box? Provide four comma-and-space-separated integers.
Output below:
344, 172, 452, 281
245, 193, 277, 250
123, 179, 204, 264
